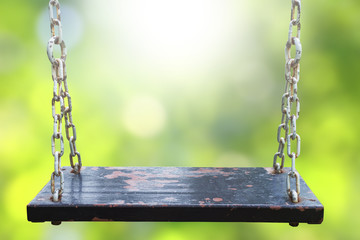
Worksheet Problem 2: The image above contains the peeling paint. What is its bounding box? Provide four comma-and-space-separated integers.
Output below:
270, 206, 281, 210
296, 207, 305, 212
213, 198, 223, 202
104, 171, 123, 179
264, 167, 276, 175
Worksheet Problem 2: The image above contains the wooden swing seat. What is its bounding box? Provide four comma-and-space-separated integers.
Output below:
27, 166, 323, 225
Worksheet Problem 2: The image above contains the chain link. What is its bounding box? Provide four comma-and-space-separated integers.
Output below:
273, 0, 302, 203
47, 0, 81, 202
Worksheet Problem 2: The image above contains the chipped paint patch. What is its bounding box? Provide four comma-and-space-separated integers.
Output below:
270, 206, 281, 210
297, 207, 305, 212
264, 167, 276, 175
228, 188, 237, 191
213, 198, 223, 202
104, 171, 123, 179
199, 201, 206, 208
246, 185, 253, 188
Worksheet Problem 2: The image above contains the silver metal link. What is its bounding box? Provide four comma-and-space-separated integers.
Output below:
287, 155, 300, 203
277, 123, 286, 143
53, 114, 62, 139
49, 0, 61, 22
47, 36, 67, 65
50, 19, 63, 44
287, 172, 300, 203
286, 96, 300, 120
63, 92, 72, 113
66, 122, 77, 141
51, 134, 64, 157
47, 0, 82, 201
69, 136, 76, 156
52, 96, 64, 119
54, 152, 61, 176
278, 137, 285, 156
291, 0, 301, 24
290, 115, 296, 139
281, 93, 290, 114
287, 133, 301, 158
273, 152, 285, 174
51, 171, 64, 202
273, 0, 302, 203
70, 151, 82, 174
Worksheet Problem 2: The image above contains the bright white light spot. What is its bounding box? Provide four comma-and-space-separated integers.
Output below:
37, 5, 83, 49
120, 0, 237, 70
122, 96, 167, 138
88, 0, 242, 80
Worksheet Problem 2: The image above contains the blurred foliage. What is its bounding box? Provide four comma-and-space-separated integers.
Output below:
0, 0, 360, 239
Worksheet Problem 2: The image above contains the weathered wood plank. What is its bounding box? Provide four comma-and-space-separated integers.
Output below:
27, 167, 323, 224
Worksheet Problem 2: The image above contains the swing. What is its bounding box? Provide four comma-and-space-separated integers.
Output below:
27, 0, 323, 226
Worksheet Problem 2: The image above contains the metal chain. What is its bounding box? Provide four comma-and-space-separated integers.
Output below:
273, 0, 302, 203
47, 0, 81, 202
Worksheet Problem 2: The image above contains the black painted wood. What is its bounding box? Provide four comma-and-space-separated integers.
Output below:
27, 166, 323, 224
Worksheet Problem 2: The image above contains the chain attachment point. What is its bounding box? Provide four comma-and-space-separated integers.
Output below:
50, 171, 64, 202
70, 151, 82, 174
273, 152, 285, 173
287, 171, 300, 203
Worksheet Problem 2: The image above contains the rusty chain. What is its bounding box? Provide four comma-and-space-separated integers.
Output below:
273, 0, 302, 203
47, 0, 81, 202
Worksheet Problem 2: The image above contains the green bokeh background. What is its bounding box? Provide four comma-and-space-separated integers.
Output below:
1, 0, 359, 239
